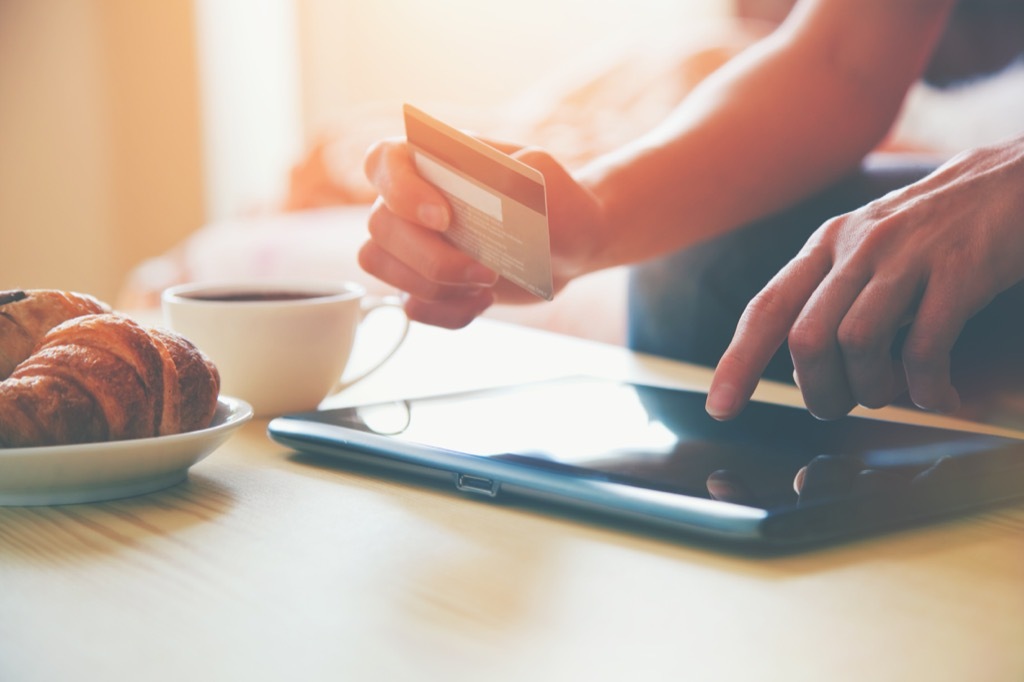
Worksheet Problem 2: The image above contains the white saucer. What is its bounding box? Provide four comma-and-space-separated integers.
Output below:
0, 396, 253, 506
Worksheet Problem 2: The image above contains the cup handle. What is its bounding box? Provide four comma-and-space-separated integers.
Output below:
329, 295, 409, 394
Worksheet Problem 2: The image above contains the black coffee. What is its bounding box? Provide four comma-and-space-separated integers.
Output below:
183, 291, 334, 302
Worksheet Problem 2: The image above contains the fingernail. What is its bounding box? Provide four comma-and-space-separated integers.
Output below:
706, 383, 738, 420
418, 204, 448, 231
914, 390, 961, 415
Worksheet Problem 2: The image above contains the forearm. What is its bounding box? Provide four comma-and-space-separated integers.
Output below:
578, 0, 955, 272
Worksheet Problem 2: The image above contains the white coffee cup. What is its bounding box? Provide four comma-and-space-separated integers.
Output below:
161, 280, 408, 417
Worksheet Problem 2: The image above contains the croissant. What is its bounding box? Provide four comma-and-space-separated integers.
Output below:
0, 291, 220, 447
0, 289, 110, 379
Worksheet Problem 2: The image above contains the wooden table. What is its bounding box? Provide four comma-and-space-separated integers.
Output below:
2, 318, 1022, 682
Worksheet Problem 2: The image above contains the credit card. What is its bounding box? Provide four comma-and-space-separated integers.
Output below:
403, 104, 553, 300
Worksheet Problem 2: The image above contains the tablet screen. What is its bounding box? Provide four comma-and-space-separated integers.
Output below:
311, 378, 1020, 513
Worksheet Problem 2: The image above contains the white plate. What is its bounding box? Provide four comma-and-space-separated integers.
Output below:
0, 396, 253, 506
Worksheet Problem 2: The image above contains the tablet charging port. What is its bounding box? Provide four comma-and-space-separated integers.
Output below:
456, 474, 499, 498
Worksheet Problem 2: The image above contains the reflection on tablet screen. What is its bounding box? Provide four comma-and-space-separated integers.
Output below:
343, 379, 1016, 513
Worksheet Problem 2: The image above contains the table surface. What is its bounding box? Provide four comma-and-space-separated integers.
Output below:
2, 317, 1022, 682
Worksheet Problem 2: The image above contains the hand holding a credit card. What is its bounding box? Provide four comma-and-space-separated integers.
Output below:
360, 104, 607, 328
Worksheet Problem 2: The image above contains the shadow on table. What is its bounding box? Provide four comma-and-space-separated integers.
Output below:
0, 473, 237, 563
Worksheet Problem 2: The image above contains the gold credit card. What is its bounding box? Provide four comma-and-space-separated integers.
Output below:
403, 104, 553, 300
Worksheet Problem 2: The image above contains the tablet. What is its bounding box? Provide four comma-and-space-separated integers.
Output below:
267, 376, 1024, 550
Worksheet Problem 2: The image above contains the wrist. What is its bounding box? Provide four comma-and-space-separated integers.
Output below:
576, 153, 637, 274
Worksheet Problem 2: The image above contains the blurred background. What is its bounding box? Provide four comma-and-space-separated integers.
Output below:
0, 0, 729, 304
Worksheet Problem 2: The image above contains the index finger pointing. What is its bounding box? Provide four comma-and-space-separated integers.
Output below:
707, 250, 831, 420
